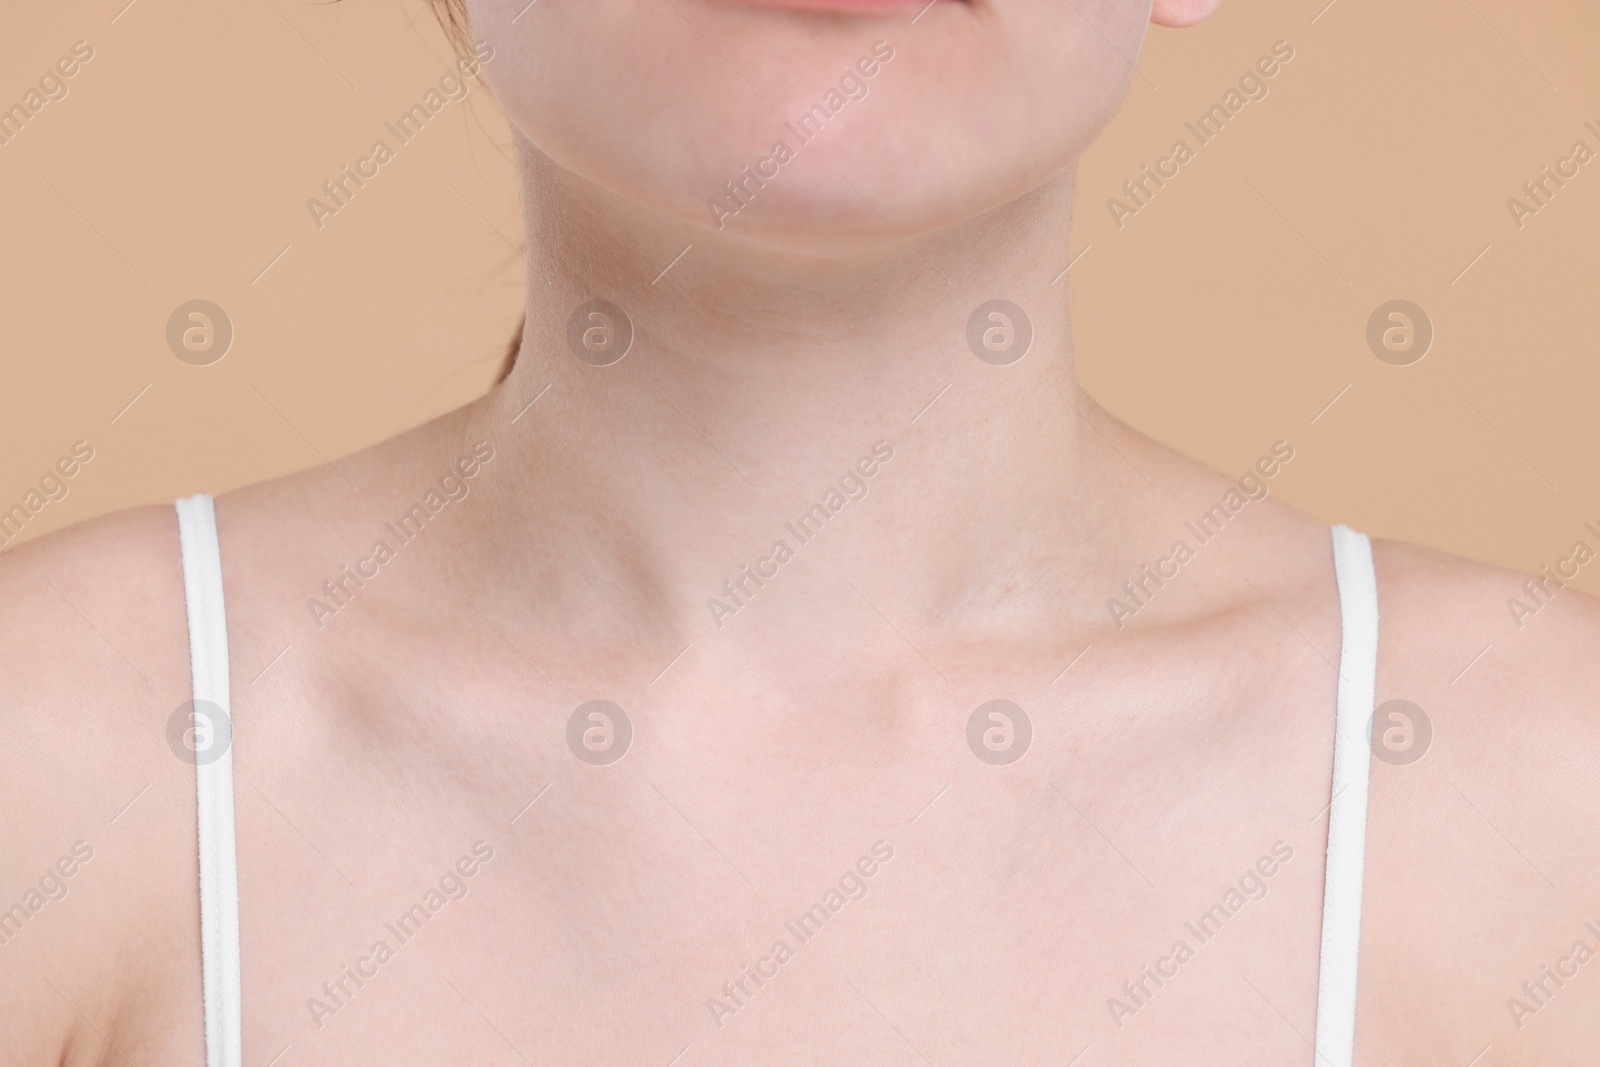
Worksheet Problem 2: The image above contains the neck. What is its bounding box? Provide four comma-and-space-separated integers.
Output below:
457, 139, 1146, 668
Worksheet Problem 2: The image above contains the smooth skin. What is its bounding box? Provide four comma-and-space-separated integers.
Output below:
3, 0, 1599, 1063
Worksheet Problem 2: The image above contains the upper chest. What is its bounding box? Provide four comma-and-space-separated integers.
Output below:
207, 641, 1357, 1066
115, 573, 1573, 1066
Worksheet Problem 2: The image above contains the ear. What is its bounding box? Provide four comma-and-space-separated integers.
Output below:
1151, 0, 1222, 28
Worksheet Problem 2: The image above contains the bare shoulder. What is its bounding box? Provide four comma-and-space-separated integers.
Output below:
1361, 538, 1600, 1064
1374, 534, 1600, 667
0, 505, 206, 1065
1370, 535, 1600, 761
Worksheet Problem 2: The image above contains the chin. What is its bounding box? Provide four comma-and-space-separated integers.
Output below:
476, 0, 1140, 246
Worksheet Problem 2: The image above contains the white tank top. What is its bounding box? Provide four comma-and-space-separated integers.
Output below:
174, 494, 1381, 1067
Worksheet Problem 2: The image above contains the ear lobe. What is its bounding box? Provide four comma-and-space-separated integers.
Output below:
1150, 0, 1222, 28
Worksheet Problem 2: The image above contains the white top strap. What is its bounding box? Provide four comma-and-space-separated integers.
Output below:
1314, 524, 1379, 1066
175, 494, 243, 1067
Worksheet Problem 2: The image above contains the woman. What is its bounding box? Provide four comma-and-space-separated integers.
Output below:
3, 0, 1597, 1063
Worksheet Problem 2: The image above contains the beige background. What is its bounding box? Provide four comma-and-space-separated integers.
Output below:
3, 0, 1598, 597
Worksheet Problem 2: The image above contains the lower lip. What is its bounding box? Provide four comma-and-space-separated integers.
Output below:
728, 0, 939, 11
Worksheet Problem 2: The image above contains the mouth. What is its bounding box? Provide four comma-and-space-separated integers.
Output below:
724, 0, 955, 12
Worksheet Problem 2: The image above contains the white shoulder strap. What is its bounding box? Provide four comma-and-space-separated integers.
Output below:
175, 494, 243, 1067
1314, 524, 1379, 1066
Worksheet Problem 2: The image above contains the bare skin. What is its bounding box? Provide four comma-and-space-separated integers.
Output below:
3, 1, 1599, 1064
